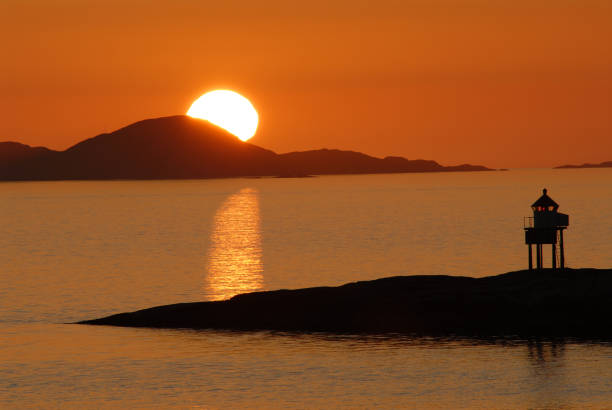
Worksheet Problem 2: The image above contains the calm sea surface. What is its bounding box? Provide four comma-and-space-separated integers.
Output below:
1, 169, 612, 408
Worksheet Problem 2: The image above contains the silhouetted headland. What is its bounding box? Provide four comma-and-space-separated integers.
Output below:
1, 115, 492, 180
80, 268, 612, 338
555, 161, 612, 169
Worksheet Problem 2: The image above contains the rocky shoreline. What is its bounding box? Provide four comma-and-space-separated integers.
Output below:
79, 268, 612, 338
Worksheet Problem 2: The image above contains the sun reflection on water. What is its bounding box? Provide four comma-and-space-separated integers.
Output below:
206, 188, 263, 300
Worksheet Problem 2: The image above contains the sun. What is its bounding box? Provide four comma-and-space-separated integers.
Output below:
186, 90, 259, 141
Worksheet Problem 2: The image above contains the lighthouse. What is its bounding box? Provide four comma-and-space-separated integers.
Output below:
524, 189, 569, 270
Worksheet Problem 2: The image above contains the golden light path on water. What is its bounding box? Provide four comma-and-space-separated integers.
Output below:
206, 188, 263, 300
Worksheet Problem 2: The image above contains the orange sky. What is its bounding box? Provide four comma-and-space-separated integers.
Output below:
1, 0, 610, 168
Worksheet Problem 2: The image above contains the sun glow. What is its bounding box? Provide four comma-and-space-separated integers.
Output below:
186, 90, 259, 141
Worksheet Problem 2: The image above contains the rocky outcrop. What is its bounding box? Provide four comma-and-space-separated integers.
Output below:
79, 269, 612, 338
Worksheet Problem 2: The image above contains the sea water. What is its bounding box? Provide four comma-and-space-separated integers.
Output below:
1, 169, 612, 408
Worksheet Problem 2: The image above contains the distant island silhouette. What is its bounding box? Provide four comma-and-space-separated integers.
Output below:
0, 115, 493, 181
555, 161, 612, 169
80, 268, 612, 338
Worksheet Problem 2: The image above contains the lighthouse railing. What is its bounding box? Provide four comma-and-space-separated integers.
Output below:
523, 216, 534, 229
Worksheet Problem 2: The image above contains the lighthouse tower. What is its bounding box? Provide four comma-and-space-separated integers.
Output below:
524, 189, 569, 270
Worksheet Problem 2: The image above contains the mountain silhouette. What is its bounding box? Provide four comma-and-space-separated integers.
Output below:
0, 141, 55, 162
0, 115, 492, 180
555, 161, 612, 169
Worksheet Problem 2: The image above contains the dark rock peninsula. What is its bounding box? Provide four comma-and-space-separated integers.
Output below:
555, 161, 612, 169
80, 268, 612, 338
1, 115, 492, 180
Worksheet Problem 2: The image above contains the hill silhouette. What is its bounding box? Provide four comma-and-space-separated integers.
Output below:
1, 115, 492, 180
80, 268, 612, 338
0, 142, 56, 177
555, 161, 612, 169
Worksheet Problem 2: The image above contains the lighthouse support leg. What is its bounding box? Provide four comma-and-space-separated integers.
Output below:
536, 244, 541, 269
552, 241, 557, 270
528, 244, 533, 270
539, 244, 544, 269
560, 230, 565, 269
